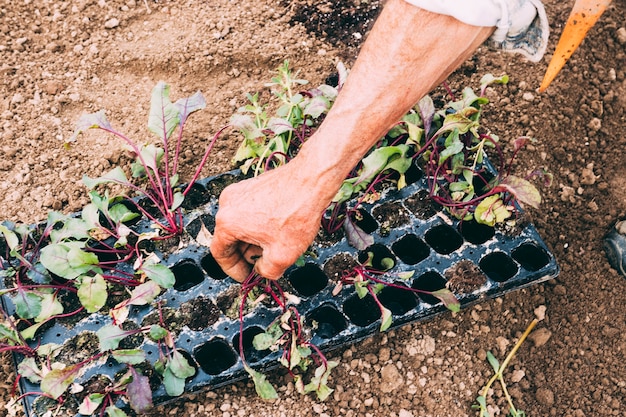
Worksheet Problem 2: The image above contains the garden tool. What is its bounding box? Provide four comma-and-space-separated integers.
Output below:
539, 0, 613, 91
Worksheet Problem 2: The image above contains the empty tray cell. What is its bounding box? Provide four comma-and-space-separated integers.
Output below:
288, 263, 329, 297
349, 208, 378, 234
232, 326, 271, 364
404, 189, 439, 220
172, 260, 205, 291
181, 182, 210, 210
425, 224, 463, 254
404, 160, 424, 185
458, 219, 495, 245
411, 271, 448, 305
479, 252, 518, 282
377, 284, 418, 315
391, 234, 430, 265
306, 304, 348, 339
343, 293, 381, 327
512, 242, 550, 272
194, 338, 238, 375
201, 251, 229, 280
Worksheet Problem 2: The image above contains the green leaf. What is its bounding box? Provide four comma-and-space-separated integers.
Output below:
49, 217, 91, 242
480, 73, 509, 96
302, 360, 338, 401
132, 144, 164, 178
40, 364, 83, 399
252, 331, 279, 351
0, 224, 19, 251
303, 95, 330, 118
109, 203, 140, 224
106, 405, 129, 417
20, 321, 48, 341
40, 242, 99, 280
380, 307, 393, 332
354, 281, 369, 299
97, 324, 131, 351
127, 367, 153, 413
11, 289, 42, 320
438, 129, 464, 166
35, 292, 64, 322
148, 324, 168, 341
148, 82, 180, 141
139, 263, 175, 289
78, 393, 105, 415
83, 167, 129, 189
170, 191, 184, 212
486, 351, 500, 373
431, 288, 460, 312
244, 365, 278, 400
0, 322, 20, 344
163, 366, 185, 396
69, 110, 113, 142
169, 350, 196, 379
111, 349, 146, 365
77, 274, 108, 313
474, 195, 512, 226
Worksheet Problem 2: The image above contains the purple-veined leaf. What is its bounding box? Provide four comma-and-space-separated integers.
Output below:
78, 393, 104, 415
174, 90, 206, 124
40, 363, 83, 399
303, 95, 330, 118
126, 281, 162, 306
127, 367, 153, 413
244, 365, 278, 400
497, 175, 541, 209
112, 349, 146, 365
267, 117, 293, 135
139, 263, 175, 289
77, 274, 107, 313
148, 82, 180, 142
417, 94, 435, 135
343, 218, 374, 251
512, 136, 534, 152
35, 292, 64, 323
69, 110, 113, 142
40, 242, 100, 280
431, 288, 460, 312
17, 357, 42, 383
83, 167, 129, 190
97, 324, 133, 351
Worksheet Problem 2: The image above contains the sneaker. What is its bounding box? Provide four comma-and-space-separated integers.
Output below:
603, 220, 626, 277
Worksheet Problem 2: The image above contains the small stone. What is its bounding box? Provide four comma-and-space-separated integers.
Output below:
380, 364, 404, 393
522, 92, 535, 101
535, 387, 555, 406
616, 27, 626, 45
46, 42, 61, 52
534, 305, 546, 321
105, 18, 120, 29
399, 410, 414, 417
587, 117, 601, 131
44, 80, 64, 95
510, 369, 526, 383
528, 327, 552, 347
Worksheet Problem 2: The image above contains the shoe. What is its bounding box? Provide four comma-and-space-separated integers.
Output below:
603, 220, 626, 277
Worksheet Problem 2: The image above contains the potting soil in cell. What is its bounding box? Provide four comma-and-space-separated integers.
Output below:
0, 165, 559, 416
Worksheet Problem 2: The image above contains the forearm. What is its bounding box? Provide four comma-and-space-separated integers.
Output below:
292, 0, 494, 201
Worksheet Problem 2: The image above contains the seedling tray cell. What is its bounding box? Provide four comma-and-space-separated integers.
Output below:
1, 165, 559, 416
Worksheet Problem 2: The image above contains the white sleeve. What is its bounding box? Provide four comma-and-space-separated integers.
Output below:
404, 0, 549, 62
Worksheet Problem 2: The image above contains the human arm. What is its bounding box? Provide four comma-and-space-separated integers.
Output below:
210, 0, 495, 282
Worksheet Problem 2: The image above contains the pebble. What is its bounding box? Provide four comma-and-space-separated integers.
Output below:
380, 364, 404, 393
522, 92, 535, 102
529, 328, 552, 348
105, 18, 120, 29
535, 387, 555, 406
399, 410, 414, 417
617, 27, 626, 45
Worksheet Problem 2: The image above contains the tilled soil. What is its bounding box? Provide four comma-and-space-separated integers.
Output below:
1, 1, 625, 416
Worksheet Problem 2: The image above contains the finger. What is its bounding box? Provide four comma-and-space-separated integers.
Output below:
209, 232, 253, 283
254, 245, 297, 281
241, 245, 263, 264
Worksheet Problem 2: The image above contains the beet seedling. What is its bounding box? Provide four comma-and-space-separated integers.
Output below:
70, 82, 223, 237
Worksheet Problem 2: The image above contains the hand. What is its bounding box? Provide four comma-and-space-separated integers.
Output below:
210, 157, 336, 282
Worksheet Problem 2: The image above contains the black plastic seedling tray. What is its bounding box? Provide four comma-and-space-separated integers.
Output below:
1, 164, 559, 416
